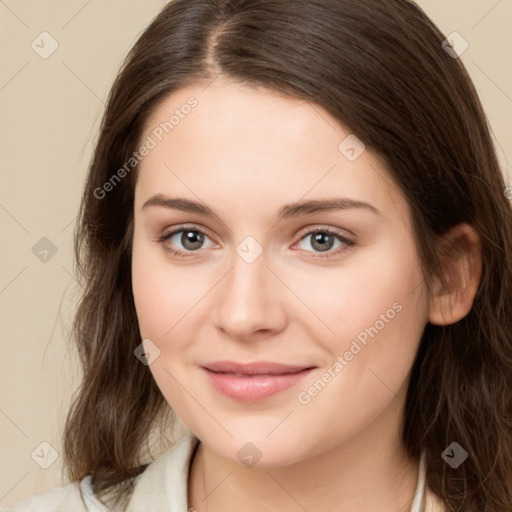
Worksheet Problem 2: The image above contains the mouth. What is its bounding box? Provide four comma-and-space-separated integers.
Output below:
200, 361, 317, 402
202, 360, 315, 374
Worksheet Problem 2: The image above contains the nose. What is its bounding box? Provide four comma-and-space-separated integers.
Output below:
213, 247, 287, 342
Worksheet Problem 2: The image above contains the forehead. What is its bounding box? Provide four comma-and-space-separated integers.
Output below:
135, 80, 407, 223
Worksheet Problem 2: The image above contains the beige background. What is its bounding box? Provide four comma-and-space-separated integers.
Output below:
0, 0, 511, 507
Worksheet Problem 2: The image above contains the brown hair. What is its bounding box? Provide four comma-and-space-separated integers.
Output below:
63, 0, 512, 510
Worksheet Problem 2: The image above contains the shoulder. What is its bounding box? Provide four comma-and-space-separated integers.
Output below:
0, 478, 96, 512
2, 429, 200, 512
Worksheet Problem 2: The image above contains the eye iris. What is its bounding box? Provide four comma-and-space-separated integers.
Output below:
311, 232, 334, 252
182, 230, 204, 250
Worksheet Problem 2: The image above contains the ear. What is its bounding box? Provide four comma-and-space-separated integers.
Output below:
428, 223, 482, 326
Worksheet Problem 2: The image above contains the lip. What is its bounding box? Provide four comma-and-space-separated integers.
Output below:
201, 360, 316, 402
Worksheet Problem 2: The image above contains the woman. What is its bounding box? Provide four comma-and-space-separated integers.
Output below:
4, 0, 511, 511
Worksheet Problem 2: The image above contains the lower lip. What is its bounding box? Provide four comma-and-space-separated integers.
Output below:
201, 367, 315, 402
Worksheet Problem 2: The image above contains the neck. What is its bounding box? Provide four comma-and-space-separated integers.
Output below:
187, 394, 420, 512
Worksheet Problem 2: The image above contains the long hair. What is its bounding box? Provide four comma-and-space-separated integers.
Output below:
63, 1, 512, 510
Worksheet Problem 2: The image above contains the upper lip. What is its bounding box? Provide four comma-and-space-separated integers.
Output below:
201, 361, 315, 375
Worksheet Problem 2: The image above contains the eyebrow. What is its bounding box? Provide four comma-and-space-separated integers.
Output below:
141, 194, 381, 220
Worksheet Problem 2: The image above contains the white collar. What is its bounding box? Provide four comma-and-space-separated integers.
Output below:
410, 450, 427, 512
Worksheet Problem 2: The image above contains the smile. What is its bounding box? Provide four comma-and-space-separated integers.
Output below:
200, 361, 316, 402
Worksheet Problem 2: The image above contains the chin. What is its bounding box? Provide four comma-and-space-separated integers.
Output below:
192, 421, 315, 468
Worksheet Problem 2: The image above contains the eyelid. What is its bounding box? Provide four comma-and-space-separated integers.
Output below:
294, 224, 356, 242
159, 223, 216, 242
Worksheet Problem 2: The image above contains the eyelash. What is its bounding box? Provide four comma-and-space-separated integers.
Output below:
156, 223, 356, 259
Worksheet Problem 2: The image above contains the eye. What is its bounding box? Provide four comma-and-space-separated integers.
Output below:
156, 224, 356, 259
293, 228, 356, 258
156, 224, 216, 258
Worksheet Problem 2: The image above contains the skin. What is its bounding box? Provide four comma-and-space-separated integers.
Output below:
131, 79, 481, 512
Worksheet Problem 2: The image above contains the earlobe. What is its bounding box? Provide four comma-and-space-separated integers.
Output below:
428, 223, 482, 326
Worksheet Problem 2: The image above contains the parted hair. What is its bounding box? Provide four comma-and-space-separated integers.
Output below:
63, 0, 512, 510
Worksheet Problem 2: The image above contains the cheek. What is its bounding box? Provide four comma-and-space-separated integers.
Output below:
131, 224, 172, 327
299, 240, 427, 354
306, 241, 429, 410
132, 229, 176, 339
292, 258, 428, 451
131, 231, 212, 350
131, 234, 202, 419
320, 244, 428, 397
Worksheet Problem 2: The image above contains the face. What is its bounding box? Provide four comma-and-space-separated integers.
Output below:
131, 79, 431, 467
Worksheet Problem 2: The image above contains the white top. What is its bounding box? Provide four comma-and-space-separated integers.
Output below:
1, 429, 446, 511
